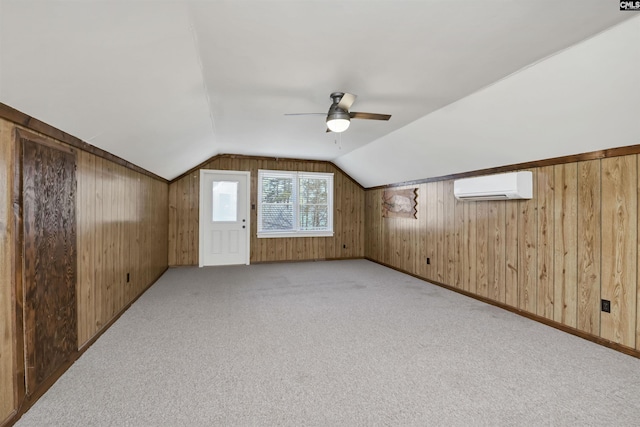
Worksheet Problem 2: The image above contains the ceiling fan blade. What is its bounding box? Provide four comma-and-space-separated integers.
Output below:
284, 113, 325, 116
349, 112, 391, 121
337, 92, 357, 110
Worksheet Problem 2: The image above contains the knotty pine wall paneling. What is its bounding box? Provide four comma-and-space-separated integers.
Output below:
75, 150, 168, 346
425, 182, 437, 282
601, 155, 637, 348
489, 201, 506, 304
418, 184, 430, 279
505, 197, 519, 307
553, 163, 578, 328
453, 196, 464, 289
486, 201, 497, 300
364, 187, 383, 262
168, 156, 364, 265
77, 151, 95, 345
518, 169, 538, 314
365, 153, 640, 355
189, 171, 199, 263
105, 161, 115, 321
537, 165, 555, 320
476, 201, 489, 298
436, 181, 445, 283
444, 180, 455, 286
95, 157, 106, 331
577, 160, 601, 335
393, 204, 403, 270
464, 201, 477, 294
168, 181, 177, 266
126, 170, 136, 304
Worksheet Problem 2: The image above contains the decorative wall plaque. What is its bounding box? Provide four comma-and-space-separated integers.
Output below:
382, 188, 418, 219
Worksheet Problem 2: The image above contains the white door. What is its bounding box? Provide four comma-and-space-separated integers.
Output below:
199, 170, 250, 266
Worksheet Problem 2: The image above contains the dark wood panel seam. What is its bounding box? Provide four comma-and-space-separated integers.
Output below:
2, 266, 169, 427
0, 103, 167, 183
366, 143, 640, 191
365, 257, 640, 360
170, 153, 364, 190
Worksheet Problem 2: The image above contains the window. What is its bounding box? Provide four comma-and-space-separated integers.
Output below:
211, 181, 238, 222
258, 170, 333, 238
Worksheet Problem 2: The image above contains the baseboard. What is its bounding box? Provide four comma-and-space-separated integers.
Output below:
249, 256, 365, 265
0, 412, 16, 427
365, 257, 640, 360
170, 256, 365, 267
3, 266, 169, 427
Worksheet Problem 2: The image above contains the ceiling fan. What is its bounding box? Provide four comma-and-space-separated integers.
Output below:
285, 92, 391, 133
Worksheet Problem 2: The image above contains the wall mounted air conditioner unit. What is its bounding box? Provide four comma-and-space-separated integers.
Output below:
454, 171, 533, 201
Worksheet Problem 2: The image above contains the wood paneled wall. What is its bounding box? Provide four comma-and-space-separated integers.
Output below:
365, 155, 640, 352
0, 117, 169, 424
76, 150, 168, 345
168, 155, 364, 265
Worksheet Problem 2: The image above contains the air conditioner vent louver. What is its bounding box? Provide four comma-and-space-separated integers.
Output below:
454, 172, 533, 201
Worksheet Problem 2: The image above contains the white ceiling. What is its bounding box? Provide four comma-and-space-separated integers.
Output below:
0, 1, 637, 186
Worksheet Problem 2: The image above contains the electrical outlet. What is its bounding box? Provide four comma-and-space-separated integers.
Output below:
601, 299, 611, 313
426, 257, 430, 265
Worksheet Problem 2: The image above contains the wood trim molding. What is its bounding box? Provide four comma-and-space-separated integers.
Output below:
170, 153, 365, 190
15, 129, 76, 155
366, 143, 640, 190
10, 127, 26, 424
365, 257, 640, 360
170, 154, 224, 183
0, 103, 167, 183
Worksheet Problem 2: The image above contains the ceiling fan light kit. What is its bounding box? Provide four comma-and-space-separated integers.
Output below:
326, 113, 351, 133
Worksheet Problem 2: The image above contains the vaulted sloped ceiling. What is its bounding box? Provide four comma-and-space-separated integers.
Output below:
0, 1, 637, 186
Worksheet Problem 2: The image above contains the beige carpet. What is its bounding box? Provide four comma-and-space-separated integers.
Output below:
15, 259, 640, 426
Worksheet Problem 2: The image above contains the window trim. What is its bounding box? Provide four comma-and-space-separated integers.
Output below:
257, 169, 334, 238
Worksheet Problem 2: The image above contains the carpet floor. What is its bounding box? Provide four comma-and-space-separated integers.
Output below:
15, 259, 640, 426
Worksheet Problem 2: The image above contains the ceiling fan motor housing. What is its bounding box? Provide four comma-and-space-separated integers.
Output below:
327, 92, 350, 121
330, 91, 345, 104
327, 103, 350, 121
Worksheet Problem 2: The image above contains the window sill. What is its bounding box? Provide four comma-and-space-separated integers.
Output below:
257, 231, 334, 239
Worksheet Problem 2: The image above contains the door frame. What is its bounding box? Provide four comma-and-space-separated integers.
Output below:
198, 169, 251, 267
